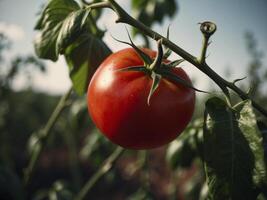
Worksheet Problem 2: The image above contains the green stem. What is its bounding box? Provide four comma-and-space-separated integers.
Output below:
103, 0, 267, 117
23, 87, 72, 185
148, 39, 163, 71
74, 147, 124, 200
83, 0, 267, 115
199, 35, 209, 65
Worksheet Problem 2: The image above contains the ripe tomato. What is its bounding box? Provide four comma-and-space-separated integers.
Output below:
87, 48, 195, 149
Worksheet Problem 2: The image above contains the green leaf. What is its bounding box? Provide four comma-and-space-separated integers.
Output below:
35, 0, 111, 95
34, 0, 93, 61
34, 0, 80, 61
257, 121, 267, 163
35, 0, 80, 30
64, 34, 111, 95
203, 97, 267, 200
234, 101, 267, 190
56, 8, 91, 54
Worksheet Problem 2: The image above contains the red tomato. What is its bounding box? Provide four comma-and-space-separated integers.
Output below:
87, 48, 195, 149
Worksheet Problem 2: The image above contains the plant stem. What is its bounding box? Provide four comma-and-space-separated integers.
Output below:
148, 39, 163, 71
199, 35, 209, 65
83, 0, 267, 113
88, 0, 267, 117
23, 87, 72, 186
74, 146, 124, 200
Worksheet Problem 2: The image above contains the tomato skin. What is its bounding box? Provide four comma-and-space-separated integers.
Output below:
87, 48, 195, 149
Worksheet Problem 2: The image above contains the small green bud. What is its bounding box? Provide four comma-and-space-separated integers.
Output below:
200, 21, 217, 38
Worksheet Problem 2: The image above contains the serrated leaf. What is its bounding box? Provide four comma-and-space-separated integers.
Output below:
34, 0, 80, 61
35, 0, 80, 30
147, 71, 161, 105
34, 0, 93, 61
203, 97, 267, 200
65, 34, 111, 95
257, 121, 267, 162
56, 8, 91, 54
234, 101, 267, 189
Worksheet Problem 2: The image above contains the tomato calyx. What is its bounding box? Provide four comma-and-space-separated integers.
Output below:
114, 33, 207, 104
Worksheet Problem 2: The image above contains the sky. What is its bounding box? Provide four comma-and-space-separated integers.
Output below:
0, 0, 266, 95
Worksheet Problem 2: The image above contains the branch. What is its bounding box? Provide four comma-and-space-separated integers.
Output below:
86, 0, 267, 117
74, 147, 124, 200
24, 87, 73, 185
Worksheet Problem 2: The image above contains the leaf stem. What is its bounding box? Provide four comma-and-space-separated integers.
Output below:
199, 35, 209, 65
74, 147, 124, 200
23, 87, 72, 186
199, 21, 217, 65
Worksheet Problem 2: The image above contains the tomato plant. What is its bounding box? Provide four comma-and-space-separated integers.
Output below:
87, 47, 195, 149
14, 0, 266, 199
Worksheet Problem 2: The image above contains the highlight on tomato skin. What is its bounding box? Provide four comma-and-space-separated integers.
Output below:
87, 47, 195, 150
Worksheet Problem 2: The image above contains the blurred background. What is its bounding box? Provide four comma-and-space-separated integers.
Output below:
0, 0, 267, 199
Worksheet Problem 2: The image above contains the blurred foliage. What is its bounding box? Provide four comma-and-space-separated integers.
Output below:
245, 32, 267, 100
0, 165, 24, 200
131, 0, 177, 26
131, 0, 178, 47
167, 119, 203, 170
33, 181, 74, 200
